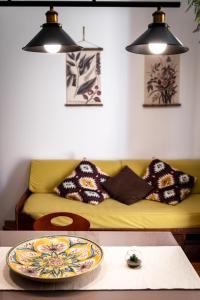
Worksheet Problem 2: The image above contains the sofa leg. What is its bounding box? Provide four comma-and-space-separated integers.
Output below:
17, 213, 34, 230
3, 220, 16, 230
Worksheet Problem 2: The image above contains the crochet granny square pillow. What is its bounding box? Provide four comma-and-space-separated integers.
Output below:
55, 160, 110, 205
143, 159, 196, 205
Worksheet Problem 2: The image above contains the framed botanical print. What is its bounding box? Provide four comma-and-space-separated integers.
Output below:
65, 48, 103, 106
144, 55, 180, 107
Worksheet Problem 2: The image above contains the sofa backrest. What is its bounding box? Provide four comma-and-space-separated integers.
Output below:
29, 159, 200, 194
29, 160, 122, 193
122, 159, 200, 194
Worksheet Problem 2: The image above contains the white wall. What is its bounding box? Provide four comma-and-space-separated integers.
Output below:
0, 1, 199, 227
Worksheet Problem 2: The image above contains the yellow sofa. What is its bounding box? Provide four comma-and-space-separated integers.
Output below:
17, 159, 200, 230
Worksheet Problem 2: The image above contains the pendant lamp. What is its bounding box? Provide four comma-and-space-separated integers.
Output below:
23, 6, 82, 53
126, 7, 189, 55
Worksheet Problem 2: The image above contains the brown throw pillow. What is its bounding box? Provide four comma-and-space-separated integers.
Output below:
102, 166, 153, 205
143, 159, 196, 205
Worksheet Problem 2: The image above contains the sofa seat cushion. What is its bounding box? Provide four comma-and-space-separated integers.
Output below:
22, 193, 200, 229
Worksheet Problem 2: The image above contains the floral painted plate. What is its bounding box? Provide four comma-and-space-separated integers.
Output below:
7, 235, 103, 282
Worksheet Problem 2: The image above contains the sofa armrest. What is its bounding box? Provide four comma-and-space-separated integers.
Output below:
15, 189, 32, 230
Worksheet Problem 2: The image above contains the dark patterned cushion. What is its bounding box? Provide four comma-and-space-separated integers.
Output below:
54, 160, 110, 205
143, 159, 196, 205
102, 166, 153, 205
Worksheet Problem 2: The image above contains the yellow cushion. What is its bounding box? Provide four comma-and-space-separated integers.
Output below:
122, 159, 200, 193
29, 160, 122, 193
23, 193, 200, 229
122, 160, 150, 176
29, 159, 200, 193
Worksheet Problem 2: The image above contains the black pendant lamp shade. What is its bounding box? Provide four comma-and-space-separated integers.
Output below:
126, 7, 189, 55
23, 7, 82, 53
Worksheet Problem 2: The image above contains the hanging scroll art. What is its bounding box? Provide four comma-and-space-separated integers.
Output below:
65, 28, 103, 106
144, 55, 180, 107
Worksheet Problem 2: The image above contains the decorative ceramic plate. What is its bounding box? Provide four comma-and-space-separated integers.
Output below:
7, 235, 103, 282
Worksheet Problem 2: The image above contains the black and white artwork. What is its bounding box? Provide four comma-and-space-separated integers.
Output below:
66, 50, 102, 106
144, 55, 180, 107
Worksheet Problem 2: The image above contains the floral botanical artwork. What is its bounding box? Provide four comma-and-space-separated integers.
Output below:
144, 55, 180, 107
7, 235, 103, 281
66, 50, 102, 106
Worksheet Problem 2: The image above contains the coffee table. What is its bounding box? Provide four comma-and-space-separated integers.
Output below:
0, 231, 200, 300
